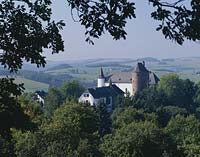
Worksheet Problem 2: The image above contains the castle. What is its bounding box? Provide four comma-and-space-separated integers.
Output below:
78, 62, 159, 108
99, 62, 159, 96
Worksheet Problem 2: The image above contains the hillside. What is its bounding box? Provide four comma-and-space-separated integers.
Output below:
46, 64, 72, 71
1, 57, 200, 92
14, 77, 49, 93
44, 57, 200, 84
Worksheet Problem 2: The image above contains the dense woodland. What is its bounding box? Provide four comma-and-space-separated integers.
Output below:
1, 74, 200, 156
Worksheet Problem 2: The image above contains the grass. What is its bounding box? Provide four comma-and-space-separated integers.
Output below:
14, 77, 49, 93
45, 67, 111, 81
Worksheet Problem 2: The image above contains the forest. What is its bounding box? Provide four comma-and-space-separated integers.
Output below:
1, 74, 200, 157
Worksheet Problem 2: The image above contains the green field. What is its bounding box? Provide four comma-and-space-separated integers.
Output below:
14, 77, 49, 93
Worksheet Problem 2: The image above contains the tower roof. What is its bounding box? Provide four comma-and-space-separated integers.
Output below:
99, 67, 105, 78
134, 62, 149, 73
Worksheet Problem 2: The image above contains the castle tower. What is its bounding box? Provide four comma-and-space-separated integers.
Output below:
97, 67, 105, 87
132, 62, 149, 95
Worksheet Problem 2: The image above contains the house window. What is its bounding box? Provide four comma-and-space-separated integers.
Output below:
106, 97, 111, 104
99, 98, 104, 104
85, 100, 89, 104
84, 93, 89, 97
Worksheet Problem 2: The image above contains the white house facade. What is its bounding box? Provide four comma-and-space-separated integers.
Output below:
79, 84, 124, 112
78, 91, 97, 106
34, 90, 47, 106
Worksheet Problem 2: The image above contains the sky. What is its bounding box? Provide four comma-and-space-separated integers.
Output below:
45, 0, 200, 61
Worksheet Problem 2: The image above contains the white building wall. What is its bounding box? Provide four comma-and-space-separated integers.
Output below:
79, 92, 112, 107
78, 93, 95, 106
105, 83, 132, 96
79, 92, 114, 112
97, 78, 105, 87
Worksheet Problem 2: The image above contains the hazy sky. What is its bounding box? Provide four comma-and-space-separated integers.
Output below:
45, 1, 200, 61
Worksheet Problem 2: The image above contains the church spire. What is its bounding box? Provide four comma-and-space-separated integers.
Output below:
97, 67, 105, 87
99, 67, 105, 79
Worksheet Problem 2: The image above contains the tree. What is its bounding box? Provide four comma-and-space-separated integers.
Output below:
0, 79, 36, 155
18, 93, 44, 125
0, 0, 64, 136
194, 81, 200, 105
44, 87, 63, 117
60, 80, 85, 101
67, 0, 200, 45
112, 106, 158, 128
0, 78, 34, 136
157, 74, 197, 110
149, 0, 200, 44
12, 130, 38, 157
181, 79, 197, 111
165, 115, 200, 157
156, 106, 188, 127
0, 134, 12, 156
0, 0, 64, 71
13, 102, 101, 156
132, 86, 168, 112
158, 74, 183, 105
67, 0, 136, 44
100, 121, 181, 157
97, 103, 112, 136
44, 80, 85, 117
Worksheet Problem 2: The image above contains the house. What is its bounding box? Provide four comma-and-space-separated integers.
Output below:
78, 84, 124, 112
102, 62, 159, 96
34, 90, 47, 106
